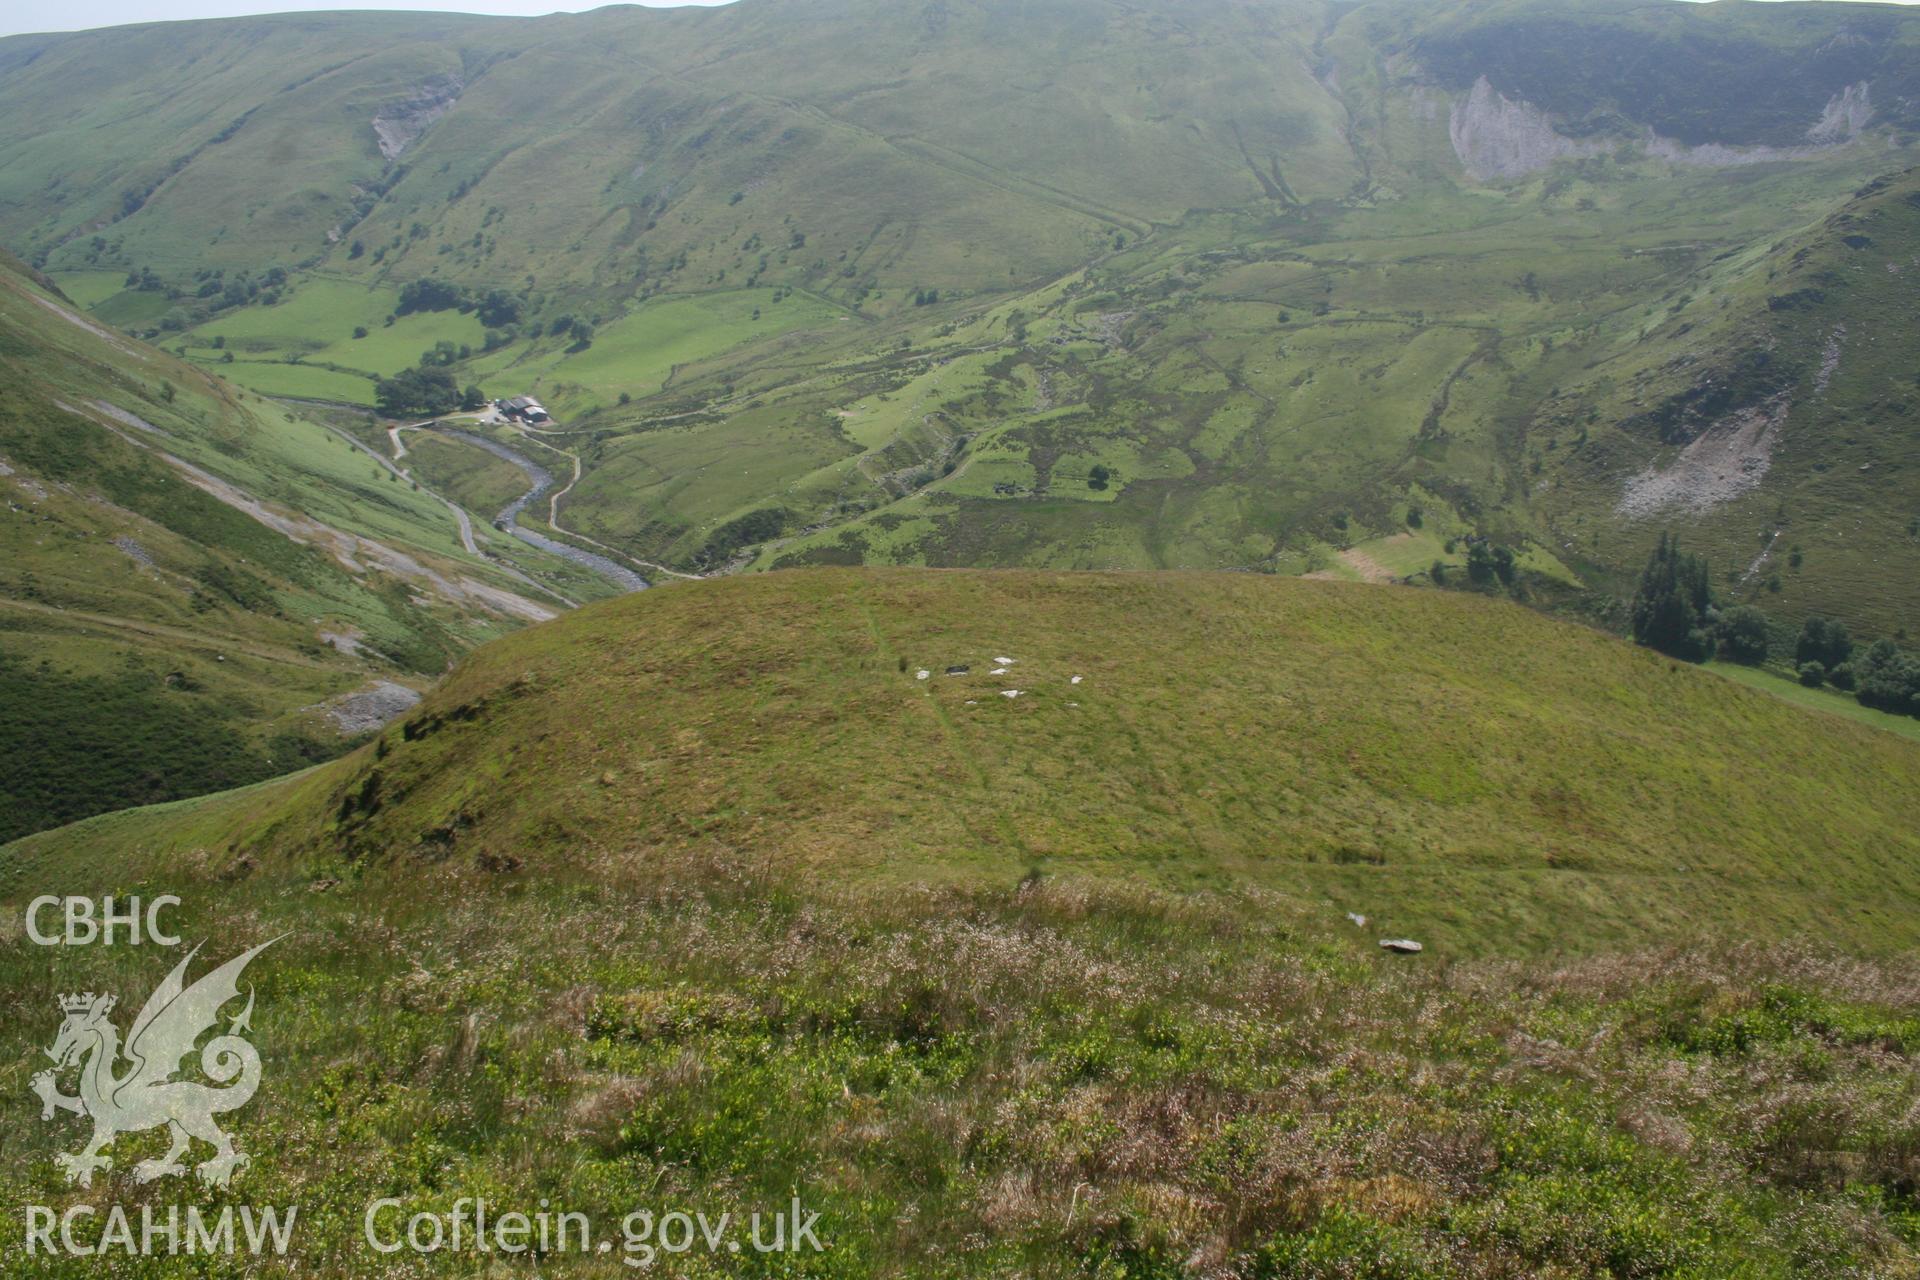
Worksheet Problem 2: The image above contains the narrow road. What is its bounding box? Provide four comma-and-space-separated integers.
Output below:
323, 419, 480, 557
448, 414, 699, 581
441, 430, 650, 593
387, 413, 693, 587
388, 423, 480, 554
533, 442, 703, 582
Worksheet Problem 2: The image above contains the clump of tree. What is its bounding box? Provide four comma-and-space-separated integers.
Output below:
546, 314, 594, 353
374, 366, 462, 417
1424, 538, 1528, 594
396, 278, 466, 315
1627, 538, 1780, 665
1773, 615, 1920, 718
476, 290, 521, 328
392, 280, 530, 328
1714, 605, 1771, 666
1466, 542, 1519, 588
692, 507, 786, 570
1795, 616, 1852, 672
1629, 533, 1713, 661
1855, 640, 1920, 716
138, 263, 289, 334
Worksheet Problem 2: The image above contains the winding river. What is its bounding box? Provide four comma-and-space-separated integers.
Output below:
443, 430, 650, 594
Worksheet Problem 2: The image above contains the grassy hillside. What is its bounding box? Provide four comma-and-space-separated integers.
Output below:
1545, 164, 1920, 640
5, 0, 1912, 301
6, 569, 1920, 1276
708, 157, 1910, 602
0, 0, 1354, 297
17, 567, 1920, 955
1707, 658, 1920, 744
0, 251, 625, 840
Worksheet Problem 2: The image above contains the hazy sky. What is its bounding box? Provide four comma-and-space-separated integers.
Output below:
0, 1, 735, 40
4, 0, 1917, 40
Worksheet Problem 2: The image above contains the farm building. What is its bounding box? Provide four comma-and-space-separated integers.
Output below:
498, 396, 550, 423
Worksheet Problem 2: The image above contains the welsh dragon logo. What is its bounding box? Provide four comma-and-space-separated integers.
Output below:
31, 940, 278, 1189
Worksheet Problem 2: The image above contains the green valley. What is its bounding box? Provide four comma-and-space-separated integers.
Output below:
4, 2, 1920, 1274
0, 252, 628, 841
0, 0, 1911, 652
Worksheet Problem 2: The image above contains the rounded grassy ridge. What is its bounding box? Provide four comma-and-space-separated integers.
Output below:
9, 569, 1920, 1278
16, 567, 1920, 956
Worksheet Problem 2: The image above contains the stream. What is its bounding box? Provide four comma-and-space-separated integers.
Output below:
442, 430, 650, 594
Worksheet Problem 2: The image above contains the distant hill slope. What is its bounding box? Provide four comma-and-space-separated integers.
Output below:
0, 251, 615, 840
1, 0, 1917, 685
2, 0, 1914, 301
0, 0, 1358, 296
1545, 164, 1920, 639
0, 0, 1912, 297
14, 567, 1920, 955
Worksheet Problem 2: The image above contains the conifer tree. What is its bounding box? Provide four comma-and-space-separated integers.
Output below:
1630, 533, 1713, 661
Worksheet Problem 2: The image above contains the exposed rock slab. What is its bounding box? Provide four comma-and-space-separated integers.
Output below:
1449, 77, 1610, 180
1451, 77, 1875, 181
1617, 395, 1790, 519
319, 680, 422, 736
372, 77, 462, 162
